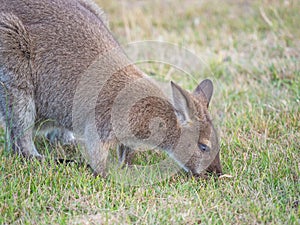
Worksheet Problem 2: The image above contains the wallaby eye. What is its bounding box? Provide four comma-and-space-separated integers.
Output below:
198, 143, 210, 152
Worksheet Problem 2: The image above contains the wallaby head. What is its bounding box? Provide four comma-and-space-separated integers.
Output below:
170, 79, 222, 175
0, 0, 222, 178
122, 78, 222, 176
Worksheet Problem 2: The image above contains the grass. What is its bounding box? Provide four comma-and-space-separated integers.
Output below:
1, 0, 299, 224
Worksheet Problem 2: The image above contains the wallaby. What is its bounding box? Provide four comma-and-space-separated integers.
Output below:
0, 0, 222, 177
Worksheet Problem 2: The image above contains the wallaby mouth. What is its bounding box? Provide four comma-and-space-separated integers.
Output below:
188, 164, 223, 179
188, 170, 221, 180
205, 166, 223, 177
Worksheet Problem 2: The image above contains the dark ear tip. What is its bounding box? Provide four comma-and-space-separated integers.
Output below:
202, 79, 213, 87
193, 78, 214, 105
170, 81, 178, 88
170, 81, 182, 91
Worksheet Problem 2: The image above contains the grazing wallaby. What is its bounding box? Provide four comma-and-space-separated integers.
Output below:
0, 0, 222, 177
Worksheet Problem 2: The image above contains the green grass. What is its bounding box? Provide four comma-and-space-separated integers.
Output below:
1, 0, 299, 224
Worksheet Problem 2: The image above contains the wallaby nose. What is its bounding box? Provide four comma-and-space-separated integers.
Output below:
206, 152, 222, 176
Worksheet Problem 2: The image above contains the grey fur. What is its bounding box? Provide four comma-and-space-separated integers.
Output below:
0, 0, 222, 177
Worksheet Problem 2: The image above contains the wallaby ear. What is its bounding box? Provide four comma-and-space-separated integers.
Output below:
171, 81, 194, 123
193, 79, 214, 107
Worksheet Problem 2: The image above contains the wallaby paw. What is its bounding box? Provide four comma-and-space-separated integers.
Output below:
46, 129, 77, 146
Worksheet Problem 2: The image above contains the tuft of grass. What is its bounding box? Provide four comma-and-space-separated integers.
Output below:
1, 0, 299, 224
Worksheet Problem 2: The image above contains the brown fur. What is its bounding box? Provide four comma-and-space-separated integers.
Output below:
0, 0, 222, 177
